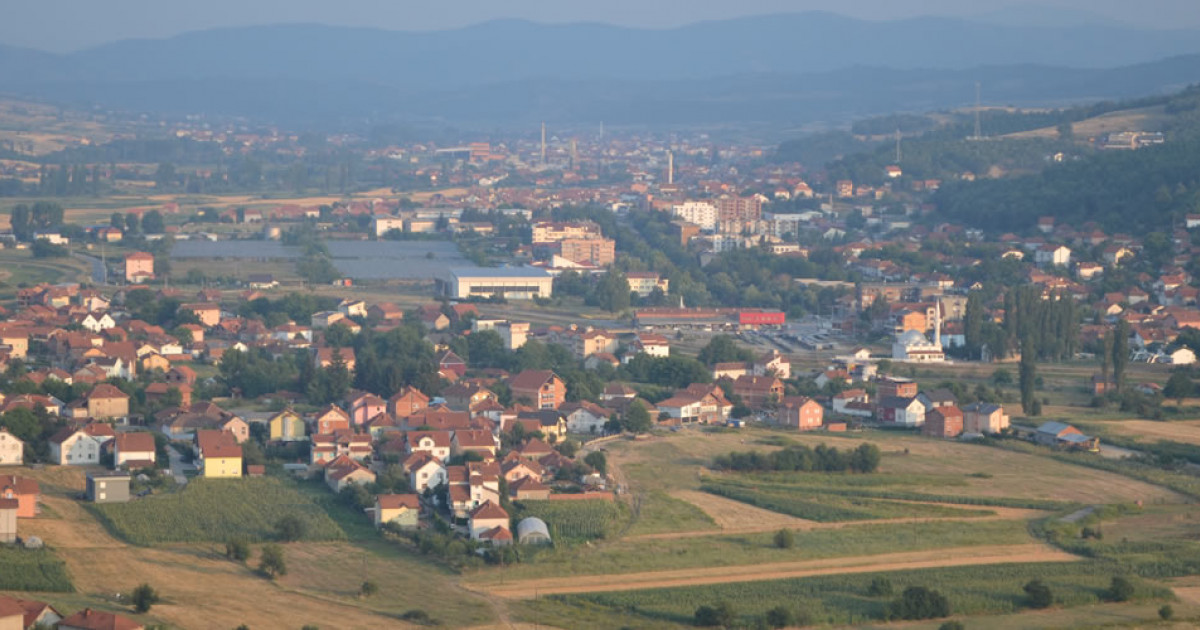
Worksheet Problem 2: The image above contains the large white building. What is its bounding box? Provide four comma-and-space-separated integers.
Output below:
671, 201, 718, 230
440, 268, 554, 300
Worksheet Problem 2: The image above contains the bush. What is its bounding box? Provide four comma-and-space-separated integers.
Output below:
225, 539, 251, 562
1106, 576, 1134, 602
694, 601, 735, 627
868, 576, 894, 597
765, 606, 793, 628
1159, 604, 1174, 620
938, 622, 965, 630
891, 586, 950, 620
258, 544, 287, 578
1023, 579, 1053, 609
276, 515, 306, 542
131, 583, 160, 613
773, 528, 795, 549
360, 581, 378, 598
400, 609, 437, 625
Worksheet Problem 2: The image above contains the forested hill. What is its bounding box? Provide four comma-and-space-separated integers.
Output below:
932, 86, 1200, 234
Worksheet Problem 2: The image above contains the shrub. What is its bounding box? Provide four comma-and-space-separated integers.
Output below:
1159, 604, 1174, 620
225, 539, 251, 562
938, 622, 964, 630
275, 515, 306, 542
400, 609, 437, 625
360, 581, 378, 598
891, 586, 950, 620
765, 606, 793, 628
258, 544, 287, 578
1106, 576, 1134, 602
694, 601, 735, 627
773, 528, 795, 549
868, 576, 894, 597
1023, 579, 1053, 609
131, 583, 160, 613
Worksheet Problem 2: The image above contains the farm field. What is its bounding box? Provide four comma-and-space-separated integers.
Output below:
1089, 418, 1200, 447
89, 477, 346, 544
0, 248, 91, 298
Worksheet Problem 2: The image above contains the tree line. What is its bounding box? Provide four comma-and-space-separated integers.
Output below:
712, 443, 882, 474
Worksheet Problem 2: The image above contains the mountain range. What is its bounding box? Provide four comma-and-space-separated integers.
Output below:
3, 13, 1200, 127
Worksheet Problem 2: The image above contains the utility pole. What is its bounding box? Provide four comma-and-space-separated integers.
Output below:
540, 122, 547, 166
972, 81, 983, 140
894, 128, 902, 164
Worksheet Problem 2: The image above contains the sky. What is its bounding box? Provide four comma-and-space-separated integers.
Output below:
4, 0, 1199, 53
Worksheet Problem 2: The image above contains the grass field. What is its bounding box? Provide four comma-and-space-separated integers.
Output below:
701, 480, 995, 521
0, 545, 73, 591
623, 490, 718, 536
520, 561, 1168, 628
469, 520, 1035, 583
89, 477, 346, 545
511, 499, 624, 543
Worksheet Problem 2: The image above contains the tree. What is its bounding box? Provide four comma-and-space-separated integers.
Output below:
868, 576, 894, 597
1165, 370, 1194, 405
765, 606, 794, 629
130, 583, 160, 613
890, 586, 950, 620
275, 515, 305, 542
1113, 320, 1130, 393
225, 539, 251, 562
939, 622, 965, 630
1106, 576, 1134, 602
125, 212, 140, 234
773, 528, 795, 549
991, 368, 1013, 386
622, 402, 653, 434
1160, 604, 1174, 620
360, 581, 379, 598
694, 601, 735, 627
258, 544, 287, 578
1023, 579, 1053, 609
698, 335, 753, 366
141, 210, 165, 234
1019, 336, 1037, 416
591, 270, 631, 312
584, 451, 607, 475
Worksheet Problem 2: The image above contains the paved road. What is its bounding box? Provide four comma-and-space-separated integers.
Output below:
166, 447, 191, 486
74, 253, 107, 284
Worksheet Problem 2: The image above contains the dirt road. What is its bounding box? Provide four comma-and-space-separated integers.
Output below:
477, 544, 1079, 599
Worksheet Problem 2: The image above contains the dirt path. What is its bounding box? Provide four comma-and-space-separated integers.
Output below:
479, 544, 1079, 599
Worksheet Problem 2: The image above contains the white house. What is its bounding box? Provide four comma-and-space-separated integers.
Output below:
405, 454, 447, 493
49, 429, 103, 466
1169, 347, 1197, 365
0, 429, 23, 465
561, 402, 611, 434
1034, 245, 1071, 268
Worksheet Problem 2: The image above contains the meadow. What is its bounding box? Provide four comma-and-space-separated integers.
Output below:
512, 499, 625, 543
0, 546, 73, 591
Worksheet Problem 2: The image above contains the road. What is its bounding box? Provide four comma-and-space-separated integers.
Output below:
74, 252, 107, 284
166, 446, 192, 485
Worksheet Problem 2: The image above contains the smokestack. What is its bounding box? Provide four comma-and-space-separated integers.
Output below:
934, 302, 942, 349
667, 150, 674, 185
541, 122, 547, 165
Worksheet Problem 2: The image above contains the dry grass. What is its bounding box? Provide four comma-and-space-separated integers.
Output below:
1004, 105, 1171, 140
1092, 419, 1200, 447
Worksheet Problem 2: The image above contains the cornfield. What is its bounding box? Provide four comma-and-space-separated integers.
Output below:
514, 500, 623, 543
0, 546, 73, 591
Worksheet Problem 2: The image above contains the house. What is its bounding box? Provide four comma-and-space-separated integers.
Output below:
57, 608, 144, 630
389, 386, 429, 417
268, 409, 307, 442
196, 431, 243, 478
0, 475, 38, 518
84, 383, 130, 420
407, 431, 453, 461
877, 396, 925, 426
632, 333, 670, 358
1034, 244, 1071, 267
49, 427, 104, 466
180, 303, 221, 327
124, 251, 155, 283
468, 500, 510, 541
112, 432, 156, 469
0, 429, 22, 466
0, 499, 14, 544
1035, 421, 1100, 451
731, 375, 784, 408
0, 596, 62, 629
436, 350, 467, 377
509, 370, 565, 410
754, 350, 791, 379
86, 472, 131, 503
442, 383, 496, 412
325, 457, 376, 492
778, 396, 823, 431
517, 410, 568, 439
374, 493, 421, 529
166, 365, 197, 386
145, 382, 192, 408
403, 452, 447, 493
962, 402, 1010, 435
923, 406, 964, 438
561, 401, 612, 434
347, 392, 387, 425
510, 476, 552, 501
1170, 347, 1197, 365
832, 389, 871, 416
452, 429, 498, 460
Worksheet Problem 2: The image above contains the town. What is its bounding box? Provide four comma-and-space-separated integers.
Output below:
2, 46, 1200, 630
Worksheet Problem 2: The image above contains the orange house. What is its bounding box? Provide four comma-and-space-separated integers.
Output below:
0, 475, 39, 518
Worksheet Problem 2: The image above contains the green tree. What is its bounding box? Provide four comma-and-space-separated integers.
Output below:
773, 528, 795, 549
1113, 320, 1130, 393
591, 270, 631, 312
1023, 579, 1053, 608
583, 451, 608, 475
258, 544, 287, 578
694, 601, 735, 627
1106, 576, 1134, 602
1160, 604, 1175, 620
1165, 370, 1195, 405
125, 212, 140, 234
698, 335, 754, 366
154, 162, 177, 189
131, 583, 160, 613
621, 402, 653, 434
141, 210, 165, 234
275, 515, 305, 542
939, 622, 965, 630
1019, 336, 1038, 416
868, 576, 894, 597
765, 606, 794, 629
359, 581, 379, 598
890, 586, 950, 620
225, 539, 251, 562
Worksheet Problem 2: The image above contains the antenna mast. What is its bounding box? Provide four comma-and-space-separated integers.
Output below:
540, 122, 547, 165
894, 128, 902, 163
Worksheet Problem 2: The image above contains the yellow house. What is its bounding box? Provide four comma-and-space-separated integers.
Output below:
269, 409, 306, 442
200, 444, 243, 478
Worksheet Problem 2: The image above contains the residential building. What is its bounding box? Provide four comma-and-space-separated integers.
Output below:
86, 472, 131, 503
923, 406, 964, 438
84, 383, 130, 420
962, 402, 1009, 435
509, 370, 566, 410
268, 409, 307, 442
374, 494, 421, 529
112, 432, 156, 469
0, 430, 22, 466
626, 272, 669, 297
0, 475, 38, 518
124, 251, 155, 283
778, 396, 823, 431
57, 608, 144, 630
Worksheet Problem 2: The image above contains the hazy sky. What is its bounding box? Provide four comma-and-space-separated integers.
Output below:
4, 0, 1199, 52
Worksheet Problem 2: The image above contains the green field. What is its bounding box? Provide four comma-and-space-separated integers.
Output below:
624, 490, 718, 536
89, 477, 346, 545
701, 480, 994, 522
473, 520, 1034, 582
0, 546, 73, 591
512, 499, 625, 543
521, 561, 1170, 628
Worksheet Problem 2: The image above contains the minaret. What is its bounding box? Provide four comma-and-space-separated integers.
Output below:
540, 122, 547, 165
934, 302, 942, 348
667, 150, 674, 185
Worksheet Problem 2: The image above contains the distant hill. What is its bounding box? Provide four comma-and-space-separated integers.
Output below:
3, 15, 1200, 125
